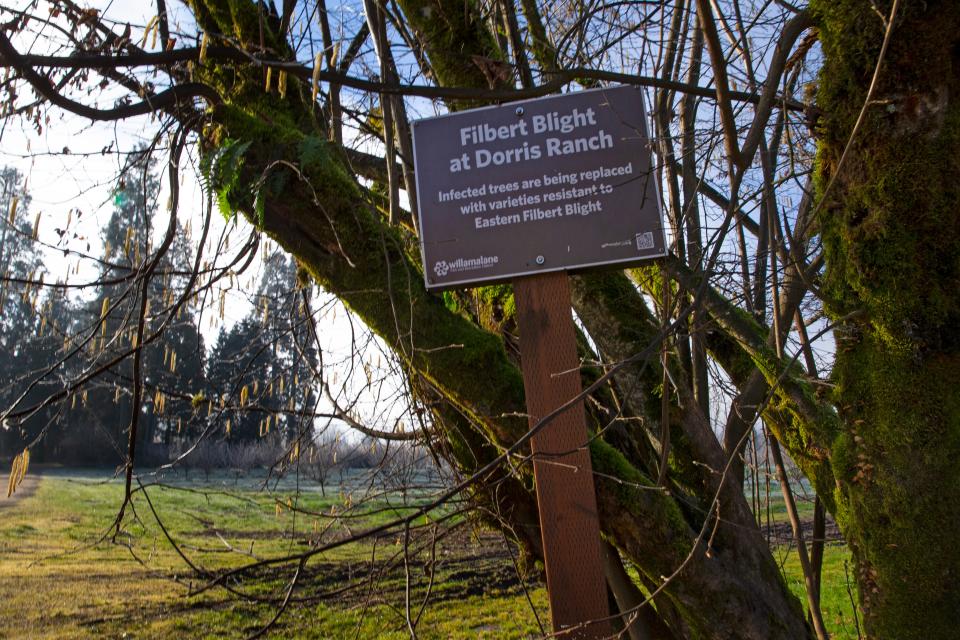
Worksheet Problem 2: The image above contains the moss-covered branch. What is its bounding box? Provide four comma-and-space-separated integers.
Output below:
654, 258, 838, 498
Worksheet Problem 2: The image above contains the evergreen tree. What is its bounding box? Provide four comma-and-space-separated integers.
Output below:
253, 252, 318, 441
69, 149, 206, 463
0, 166, 44, 457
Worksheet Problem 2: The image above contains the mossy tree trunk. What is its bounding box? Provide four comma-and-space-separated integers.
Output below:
813, 0, 960, 637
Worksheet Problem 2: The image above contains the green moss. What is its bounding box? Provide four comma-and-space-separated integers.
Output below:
441, 290, 461, 314
811, 1, 960, 635
433, 285, 516, 338
476, 284, 516, 328
396, 0, 509, 108
589, 439, 692, 562
190, 0, 319, 140
517, 0, 556, 70
190, 0, 286, 52
813, 0, 960, 346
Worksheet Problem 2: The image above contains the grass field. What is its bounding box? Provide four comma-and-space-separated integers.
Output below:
0, 470, 860, 639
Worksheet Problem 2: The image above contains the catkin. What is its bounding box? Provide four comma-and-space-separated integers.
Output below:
6, 450, 29, 497
7, 456, 19, 497
312, 53, 322, 103
141, 16, 159, 47
100, 297, 110, 335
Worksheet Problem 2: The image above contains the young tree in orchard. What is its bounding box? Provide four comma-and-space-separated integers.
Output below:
0, 1, 958, 638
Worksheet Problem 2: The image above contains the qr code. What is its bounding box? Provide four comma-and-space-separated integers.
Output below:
635, 232, 655, 251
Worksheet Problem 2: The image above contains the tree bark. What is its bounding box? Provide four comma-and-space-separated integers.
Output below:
812, 0, 960, 636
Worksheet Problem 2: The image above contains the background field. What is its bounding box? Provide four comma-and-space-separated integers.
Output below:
0, 469, 860, 639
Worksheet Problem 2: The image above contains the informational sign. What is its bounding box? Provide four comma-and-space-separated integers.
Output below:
411, 85, 666, 290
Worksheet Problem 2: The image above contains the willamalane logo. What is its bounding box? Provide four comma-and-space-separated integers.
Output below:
433, 255, 499, 278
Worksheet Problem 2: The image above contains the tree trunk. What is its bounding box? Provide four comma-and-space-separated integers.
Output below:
813, 0, 960, 636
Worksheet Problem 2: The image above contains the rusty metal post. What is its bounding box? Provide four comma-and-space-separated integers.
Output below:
514, 271, 610, 638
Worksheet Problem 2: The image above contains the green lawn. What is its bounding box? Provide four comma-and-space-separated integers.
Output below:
779, 544, 861, 640
0, 471, 859, 638
0, 470, 549, 639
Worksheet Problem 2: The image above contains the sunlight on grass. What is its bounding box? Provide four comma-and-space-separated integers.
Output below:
778, 543, 862, 640
0, 473, 548, 639
0, 472, 859, 639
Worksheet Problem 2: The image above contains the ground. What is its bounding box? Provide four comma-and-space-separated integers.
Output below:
0, 468, 859, 638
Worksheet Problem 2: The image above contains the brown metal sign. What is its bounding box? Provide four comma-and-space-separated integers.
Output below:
514, 271, 612, 637
412, 85, 665, 290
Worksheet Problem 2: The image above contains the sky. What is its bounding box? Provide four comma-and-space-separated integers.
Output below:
0, 0, 423, 441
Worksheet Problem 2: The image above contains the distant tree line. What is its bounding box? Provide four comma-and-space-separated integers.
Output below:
0, 157, 320, 467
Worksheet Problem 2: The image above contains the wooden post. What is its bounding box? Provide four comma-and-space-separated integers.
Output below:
514, 271, 610, 638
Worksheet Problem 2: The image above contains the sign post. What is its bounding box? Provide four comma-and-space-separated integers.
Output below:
514, 271, 610, 637
411, 86, 665, 637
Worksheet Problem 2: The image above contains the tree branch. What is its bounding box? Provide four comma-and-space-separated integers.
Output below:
3, 46, 811, 111
0, 32, 221, 121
